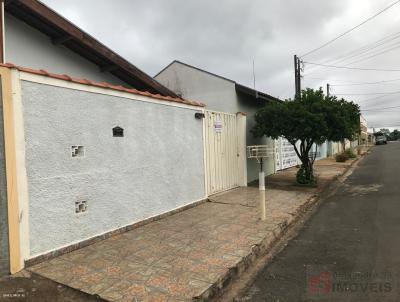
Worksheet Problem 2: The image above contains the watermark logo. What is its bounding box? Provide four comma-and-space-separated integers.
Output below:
306, 266, 395, 300
2, 288, 26, 298
308, 271, 332, 295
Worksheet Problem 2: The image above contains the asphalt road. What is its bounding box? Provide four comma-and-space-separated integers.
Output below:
238, 143, 400, 302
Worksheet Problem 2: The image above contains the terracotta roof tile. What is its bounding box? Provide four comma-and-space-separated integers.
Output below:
0, 63, 206, 108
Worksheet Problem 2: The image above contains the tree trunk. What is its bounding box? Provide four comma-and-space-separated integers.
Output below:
341, 140, 346, 152
293, 140, 315, 184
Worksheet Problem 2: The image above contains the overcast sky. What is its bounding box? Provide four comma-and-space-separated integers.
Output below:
41, 0, 400, 130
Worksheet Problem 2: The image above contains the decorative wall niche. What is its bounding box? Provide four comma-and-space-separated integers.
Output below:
71, 146, 85, 157
113, 126, 124, 137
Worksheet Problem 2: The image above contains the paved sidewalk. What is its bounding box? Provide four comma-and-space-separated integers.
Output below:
27, 157, 358, 302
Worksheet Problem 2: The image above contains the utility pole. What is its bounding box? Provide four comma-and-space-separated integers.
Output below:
294, 55, 297, 96
294, 55, 301, 99
327, 83, 330, 97
297, 58, 301, 96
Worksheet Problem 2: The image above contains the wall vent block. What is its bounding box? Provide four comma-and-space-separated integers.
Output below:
113, 126, 124, 137
71, 146, 85, 157
75, 200, 87, 213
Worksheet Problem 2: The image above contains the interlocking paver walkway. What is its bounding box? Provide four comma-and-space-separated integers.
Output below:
27, 158, 355, 302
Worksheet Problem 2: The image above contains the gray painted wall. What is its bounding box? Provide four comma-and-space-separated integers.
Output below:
155, 62, 274, 182
156, 63, 239, 113
235, 93, 274, 182
21, 81, 205, 257
0, 84, 10, 276
5, 14, 126, 86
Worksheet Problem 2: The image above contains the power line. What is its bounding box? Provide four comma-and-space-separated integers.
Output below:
303, 76, 345, 82
369, 124, 400, 127
328, 87, 400, 102
344, 41, 400, 66
324, 31, 400, 65
300, 0, 400, 58
304, 33, 400, 76
303, 61, 400, 72
335, 90, 400, 96
362, 110, 400, 112
306, 30, 400, 73
361, 105, 400, 111
360, 93, 400, 102
330, 77, 400, 86
303, 76, 395, 84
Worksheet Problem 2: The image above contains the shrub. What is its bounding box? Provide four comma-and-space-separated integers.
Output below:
344, 148, 357, 159
335, 153, 348, 162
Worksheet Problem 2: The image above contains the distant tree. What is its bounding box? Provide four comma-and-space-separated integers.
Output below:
374, 128, 390, 139
390, 129, 400, 141
325, 96, 361, 151
252, 88, 360, 184
379, 128, 391, 137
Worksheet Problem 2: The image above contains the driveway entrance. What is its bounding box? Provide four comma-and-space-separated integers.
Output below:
204, 110, 246, 195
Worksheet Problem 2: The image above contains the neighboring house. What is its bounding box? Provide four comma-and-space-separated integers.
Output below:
359, 115, 368, 145
0, 1, 217, 276
328, 116, 366, 154
368, 132, 376, 145
2, 0, 176, 97
155, 60, 281, 183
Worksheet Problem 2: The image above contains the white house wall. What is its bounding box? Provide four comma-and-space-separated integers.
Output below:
314, 142, 328, 161
20, 80, 206, 257
4, 14, 126, 86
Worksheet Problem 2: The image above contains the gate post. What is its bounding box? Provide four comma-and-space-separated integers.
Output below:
236, 112, 247, 186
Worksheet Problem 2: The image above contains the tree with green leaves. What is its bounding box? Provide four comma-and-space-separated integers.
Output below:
376, 128, 391, 138
252, 88, 360, 184
390, 129, 400, 141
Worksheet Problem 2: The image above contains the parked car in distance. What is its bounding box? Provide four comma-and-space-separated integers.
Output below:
376, 135, 387, 145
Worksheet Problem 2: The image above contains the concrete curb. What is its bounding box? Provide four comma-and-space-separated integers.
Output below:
196, 153, 369, 301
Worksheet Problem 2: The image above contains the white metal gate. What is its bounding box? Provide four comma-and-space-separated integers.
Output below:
275, 137, 300, 170
204, 110, 242, 195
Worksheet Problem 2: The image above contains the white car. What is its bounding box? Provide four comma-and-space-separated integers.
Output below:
376, 135, 387, 145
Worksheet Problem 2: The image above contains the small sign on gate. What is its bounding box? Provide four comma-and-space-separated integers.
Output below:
214, 120, 223, 133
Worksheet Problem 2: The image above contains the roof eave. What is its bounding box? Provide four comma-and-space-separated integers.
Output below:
4, 0, 178, 98
235, 83, 281, 102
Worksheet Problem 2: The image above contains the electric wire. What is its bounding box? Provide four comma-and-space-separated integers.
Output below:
303, 30, 400, 75
303, 61, 400, 72
304, 31, 400, 75
330, 77, 400, 86
303, 76, 400, 84
360, 93, 400, 102
323, 31, 400, 65
300, 0, 400, 58
329, 87, 400, 103
344, 41, 400, 66
361, 105, 400, 111
334, 90, 400, 96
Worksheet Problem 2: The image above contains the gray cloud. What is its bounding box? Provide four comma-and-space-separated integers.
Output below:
42, 0, 400, 130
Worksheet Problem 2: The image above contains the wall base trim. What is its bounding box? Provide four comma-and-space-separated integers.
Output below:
24, 198, 208, 268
